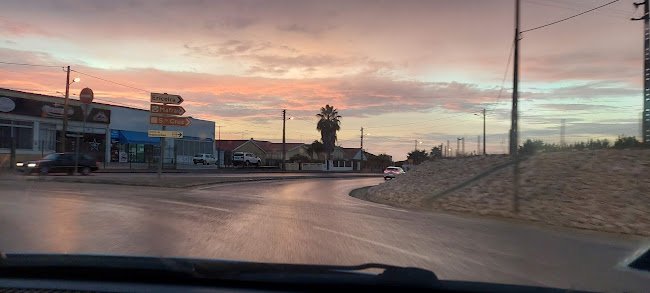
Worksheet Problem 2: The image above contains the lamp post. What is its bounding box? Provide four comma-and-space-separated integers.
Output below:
60, 66, 80, 152
281, 110, 294, 170
474, 109, 486, 155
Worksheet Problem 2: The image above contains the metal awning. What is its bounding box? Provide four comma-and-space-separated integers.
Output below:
118, 130, 160, 145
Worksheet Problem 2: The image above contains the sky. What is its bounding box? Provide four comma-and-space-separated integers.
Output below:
0, 0, 644, 160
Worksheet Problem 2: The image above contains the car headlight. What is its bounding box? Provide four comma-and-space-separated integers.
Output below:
27, 163, 37, 168
16, 162, 24, 167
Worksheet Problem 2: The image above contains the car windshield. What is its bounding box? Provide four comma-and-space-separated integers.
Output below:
1, 1, 649, 293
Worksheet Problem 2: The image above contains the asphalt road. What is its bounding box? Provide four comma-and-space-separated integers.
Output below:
0, 177, 647, 292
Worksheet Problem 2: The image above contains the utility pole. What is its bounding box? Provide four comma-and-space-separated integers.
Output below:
217, 126, 221, 168
456, 138, 460, 157
511, 0, 521, 213
360, 127, 364, 171
482, 109, 486, 155
446, 140, 450, 157
60, 65, 71, 152
632, 0, 650, 144
560, 119, 566, 148
477, 135, 480, 156
414, 139, 418, 151
282, 109, 286, 171
461, 137, 465, 156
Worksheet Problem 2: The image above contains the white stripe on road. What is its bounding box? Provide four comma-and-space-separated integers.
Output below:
313, 226, 431, 261
157, 199, 232, 212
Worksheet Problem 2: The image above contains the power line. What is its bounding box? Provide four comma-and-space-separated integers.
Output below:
70, 69, 151, 93
489, 39, 515, 114
0, 61, 62, 68
521, 0, 620, 33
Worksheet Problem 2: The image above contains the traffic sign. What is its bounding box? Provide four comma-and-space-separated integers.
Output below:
149, 115, 191, 126
151, 93, 183, 104
80, 88, 94, 104
148, 130, 183, 138
150, 104, 186, 115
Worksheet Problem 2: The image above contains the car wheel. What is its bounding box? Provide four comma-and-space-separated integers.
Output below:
81, 167, 91, 176
194, 161, 197, 165
245, 161, 250, 167
39, 167, 49, 176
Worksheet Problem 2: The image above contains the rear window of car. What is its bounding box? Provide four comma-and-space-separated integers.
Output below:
234, 152, 244, 156
195, 154, 203, 157
386, 167, 399, 171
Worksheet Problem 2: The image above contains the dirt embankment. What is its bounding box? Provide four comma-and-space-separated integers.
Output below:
366, 150, 650, 236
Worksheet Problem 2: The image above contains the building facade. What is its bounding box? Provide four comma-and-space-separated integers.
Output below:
0, 88, 111, 167
0, 88, 215, 168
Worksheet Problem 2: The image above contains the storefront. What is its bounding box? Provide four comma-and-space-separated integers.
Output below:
0, 88, 111, 167
108, 105, 215, 167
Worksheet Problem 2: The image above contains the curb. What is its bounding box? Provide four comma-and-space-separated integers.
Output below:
21, 174, 382, 188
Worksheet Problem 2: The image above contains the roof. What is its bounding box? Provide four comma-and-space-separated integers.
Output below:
215, 140, 249, 151
341, 148, 361, 160
215, 139, 306, 153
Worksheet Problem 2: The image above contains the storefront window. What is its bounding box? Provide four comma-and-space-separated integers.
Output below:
0, 119, 33, 150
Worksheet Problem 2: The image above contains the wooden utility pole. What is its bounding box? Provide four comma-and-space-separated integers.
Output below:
282, 109, 286, 171
511, 0, 521, 212
60, 66, 71, 152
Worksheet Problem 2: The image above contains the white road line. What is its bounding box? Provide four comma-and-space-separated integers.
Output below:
340, 198, 411, 213
157, 199, 232, 212
313, 226, 432, 261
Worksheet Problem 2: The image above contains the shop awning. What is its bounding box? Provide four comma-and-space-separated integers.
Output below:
118, 130, 161, 145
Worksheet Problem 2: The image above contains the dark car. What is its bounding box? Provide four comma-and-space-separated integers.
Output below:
18, 153, 100, 175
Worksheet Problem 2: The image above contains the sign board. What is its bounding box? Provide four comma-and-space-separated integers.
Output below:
149, 115, 191, 127
150, 104, 185, 115
81, 104, 93, 118
79, 88, 94, 104
150, 93, 183, 105
148, 130, 183, 138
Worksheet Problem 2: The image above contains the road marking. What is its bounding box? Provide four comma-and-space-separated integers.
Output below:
313, 226, 431, 261
157, 199, 232, 212
340, 198, 411, 213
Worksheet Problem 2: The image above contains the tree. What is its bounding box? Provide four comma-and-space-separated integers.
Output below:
316, 105, 341, 169
309, 140, 324, 155
288, 154, 314, 163
518, 139, 544, 156
367, 153, 392, 171
614, 135, 642, 149
407, 150, 428, 165
430, 146, 442, 158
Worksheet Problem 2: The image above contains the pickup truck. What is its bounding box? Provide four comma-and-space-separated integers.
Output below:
233, 152, 261, 167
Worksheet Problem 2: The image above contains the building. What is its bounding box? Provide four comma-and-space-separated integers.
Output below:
215, 138, 309, 167
1, 88, 111, 167
108, 105, 214, 168
0, 88, 215, 168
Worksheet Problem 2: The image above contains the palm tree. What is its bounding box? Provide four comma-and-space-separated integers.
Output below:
316, 105, 341, 169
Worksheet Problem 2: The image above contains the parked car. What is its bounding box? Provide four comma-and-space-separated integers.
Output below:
17, 153, 100, 175
233, 152, 262, 167
193, 153, 217, 165
383, 166, 405, 180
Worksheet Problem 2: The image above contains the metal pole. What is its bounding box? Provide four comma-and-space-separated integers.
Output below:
217, 126, 221, 168
477, 135, 480, 156
74, 112, 87, 175
462, 137, 465, 156
483, 108, 486, 155
446, 140, 449, 157
456, 138, 460, 157
632, 0, 650, 143
282, 109, 286, 171
61, 66, 71, 152
511, 0, 520, 212
9, 126, 15, 169
158, 103, 167, 179
360, 127, 363, 171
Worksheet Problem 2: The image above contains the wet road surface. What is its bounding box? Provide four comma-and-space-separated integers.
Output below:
0, 178, 647, 292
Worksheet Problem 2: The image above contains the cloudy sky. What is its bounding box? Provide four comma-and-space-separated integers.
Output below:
0, 0, 644, 160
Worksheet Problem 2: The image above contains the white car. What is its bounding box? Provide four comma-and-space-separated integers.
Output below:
383, 166, 405, 180
233, 152, 262, 167
193, 153, 217, 165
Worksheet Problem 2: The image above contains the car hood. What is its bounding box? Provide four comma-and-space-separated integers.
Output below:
0, 253, 595, 292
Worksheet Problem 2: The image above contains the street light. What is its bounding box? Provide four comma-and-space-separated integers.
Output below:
60, 65, 81, 152
474, 109, 486, 155
282, 110, 294, 170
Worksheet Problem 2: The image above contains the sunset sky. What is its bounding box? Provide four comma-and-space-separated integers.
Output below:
0, 0, 644, 160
